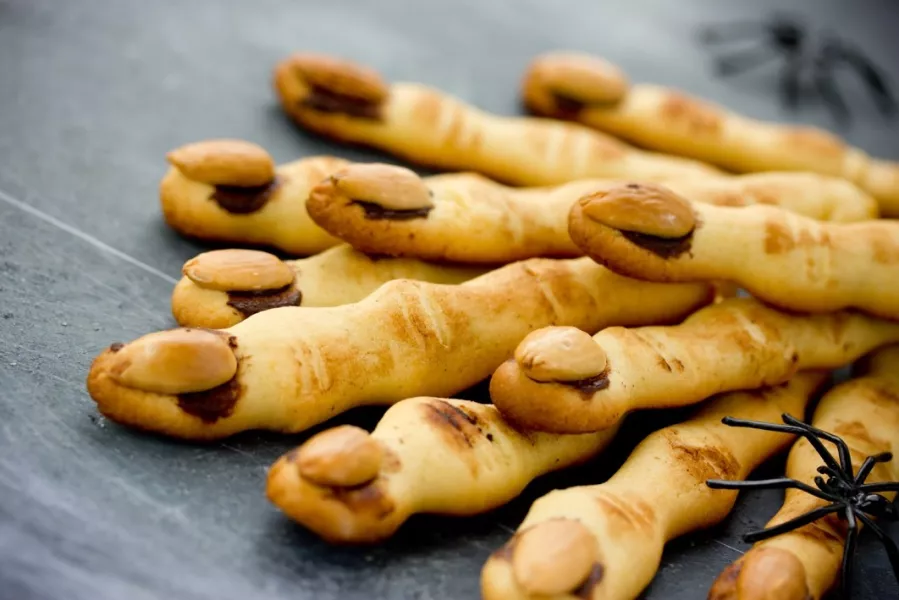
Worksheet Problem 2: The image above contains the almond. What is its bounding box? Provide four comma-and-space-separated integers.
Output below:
297, 425, 383, 487
331, 163, 433, 211
534, 52, 629, 104
581, 183, 696, 238
108, 328, 238, 394
512, 519, 597, 595
166, 139, 275, 187
291, 53, 388, 104
183, 249, 295, 292
515, 326, 607, 382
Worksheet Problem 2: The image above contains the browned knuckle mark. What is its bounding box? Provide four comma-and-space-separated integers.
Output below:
660, 93, 724, 136
764, 219, 796, 254
662, 430, 741, 481
421, 401, 487, 473
592, 493, 656, 535
866, 227, 899, 264
784, 128, 845, 158
707, 559, 743, 600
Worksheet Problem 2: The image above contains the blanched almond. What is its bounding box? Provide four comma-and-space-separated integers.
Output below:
534, 52, 629, 104
516, 326, 607, 382
291, 53, 388, 103
108, 328, 237, 394
183, 249, 295, 292
512, 519, 597, 595
581, 183, 696, 238
297, 425, 383, 487
331, 164, 433, 211
166, 139, 275, 187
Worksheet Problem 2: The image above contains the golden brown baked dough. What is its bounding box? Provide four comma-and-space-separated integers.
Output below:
490, 297, 899, 434
568, 182, 899, 319
160, 139, 347, 255
273, 53, 724, 187
266, 398, 620, 543
86, 257, 712, 440
523, 51, 899, 216
708, 345, 899, 600
171, 245, 487, 329
306, 164, 877, 264
481, 370, 830, 600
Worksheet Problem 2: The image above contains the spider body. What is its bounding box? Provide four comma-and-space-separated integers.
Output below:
706, 413, 898, 598
699, 14, 896, 124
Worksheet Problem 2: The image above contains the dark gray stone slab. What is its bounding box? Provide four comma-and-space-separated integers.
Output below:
0, 0, 897, 598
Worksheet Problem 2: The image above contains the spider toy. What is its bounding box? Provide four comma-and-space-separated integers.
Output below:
698, 13, 896, 124
706, 413, 898, 597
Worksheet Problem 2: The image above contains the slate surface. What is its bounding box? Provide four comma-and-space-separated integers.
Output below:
1, 0, 897, 598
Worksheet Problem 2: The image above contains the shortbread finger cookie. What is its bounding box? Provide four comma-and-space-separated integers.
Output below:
481, 370, 829, 600
708, 346, 899, 600
272, 53, 724, 187
266, 399, 621, 544
86, 258, 712, 440
160, 139, 348, 255
490, 297, 899, 434
307, 165, 877, 264
522, 51, 899, 215
171, 245, 487, 329
568, 182, 899, 319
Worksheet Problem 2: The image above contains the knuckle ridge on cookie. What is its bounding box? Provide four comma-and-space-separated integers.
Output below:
520, 50, 899, 216
490, 297, 899, 434
482, 371, 829, 600
88, 257, 713, 440
273, 53, 725, 188
708, 345, 899, 599
266, 398, 622, 544
569, 183, 899, 319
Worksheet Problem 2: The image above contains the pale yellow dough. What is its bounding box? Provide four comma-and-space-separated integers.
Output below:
491, 298, 899, 433
481, 371, 829, 600
273, 53, 723, 187
171, 245, 487, 329
708, 346, 899, 600
86, 257, 712, 440
267, 398, 620, 544
522, 51, 899, 215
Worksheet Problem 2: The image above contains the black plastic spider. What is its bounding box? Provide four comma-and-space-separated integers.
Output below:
706, 413, 898, 598
698, 13, 896, 124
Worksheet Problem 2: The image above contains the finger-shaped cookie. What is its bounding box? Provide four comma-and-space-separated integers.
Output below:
266, 398, 621, 544
490, 297, 899, 434
708, 346, 899, 600
307, 165, 877, 264
522, 51, 899, 215
171, 245, 488, 329
160, 139, 348, 255
272, 53, 723, 187
86, 257, 713, 440
481, 370, 830, 600
568, 182, 899, 319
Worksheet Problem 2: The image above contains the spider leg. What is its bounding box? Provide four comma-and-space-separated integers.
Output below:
698, 21, 766, 44
860, 482, 899, 493
711, 46, 781, 77
841, 507, 859, 598
825, 40, 898, 116
742, 503, 843, 543
855, 513, 899, 586
782, 414, 851, 475
707, 477, 841, 502
855, 452, 893, 485
813, 58, 850, 125
778, 54, 804, 109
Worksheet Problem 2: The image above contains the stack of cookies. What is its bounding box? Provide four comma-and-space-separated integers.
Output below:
84, 51, 899, 600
